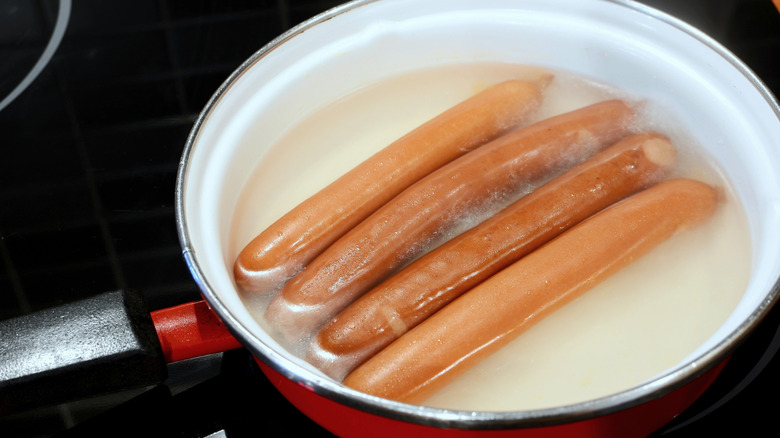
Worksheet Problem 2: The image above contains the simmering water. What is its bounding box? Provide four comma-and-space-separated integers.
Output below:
230, 62, 751, 411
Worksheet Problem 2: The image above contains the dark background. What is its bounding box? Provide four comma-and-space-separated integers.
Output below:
0, 0, 778, 436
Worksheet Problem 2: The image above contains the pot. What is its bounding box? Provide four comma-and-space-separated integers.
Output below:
176, 0, 780, 436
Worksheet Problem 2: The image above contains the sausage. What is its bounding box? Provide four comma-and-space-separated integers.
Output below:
234, 78, 550, 294
264, 100, 636, 344
342, 178, 719, 404
307, 132, 676, 380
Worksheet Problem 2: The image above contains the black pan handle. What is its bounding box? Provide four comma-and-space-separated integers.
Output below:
0, 289, 167, 415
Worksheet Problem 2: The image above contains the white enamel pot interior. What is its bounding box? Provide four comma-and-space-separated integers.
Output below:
176, 0, 780, 436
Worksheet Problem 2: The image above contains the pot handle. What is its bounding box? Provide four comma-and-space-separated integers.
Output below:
151, 299, 243, 363
0, 289, 241, 415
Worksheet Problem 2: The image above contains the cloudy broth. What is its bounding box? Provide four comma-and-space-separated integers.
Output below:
230, 63, 751, 411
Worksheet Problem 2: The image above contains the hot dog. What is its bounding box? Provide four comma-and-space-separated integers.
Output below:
308, 132, 676, 380
265, 100, 636, 344
342, 178, 719, 404
234, 78, 550, 294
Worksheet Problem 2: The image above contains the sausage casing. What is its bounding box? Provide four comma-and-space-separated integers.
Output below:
309, 132, 676, 380
265, 100, 636, 344
343, 178, 719, 403
234, 78, 549, 294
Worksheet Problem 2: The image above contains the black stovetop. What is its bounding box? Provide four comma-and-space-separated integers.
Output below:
1, 1, 778, 436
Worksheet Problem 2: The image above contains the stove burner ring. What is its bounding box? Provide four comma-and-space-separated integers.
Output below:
660, 319, 780, 434
0, 0, 71, 113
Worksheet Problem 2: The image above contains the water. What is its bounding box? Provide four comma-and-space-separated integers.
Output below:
230, 62, 751, 411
